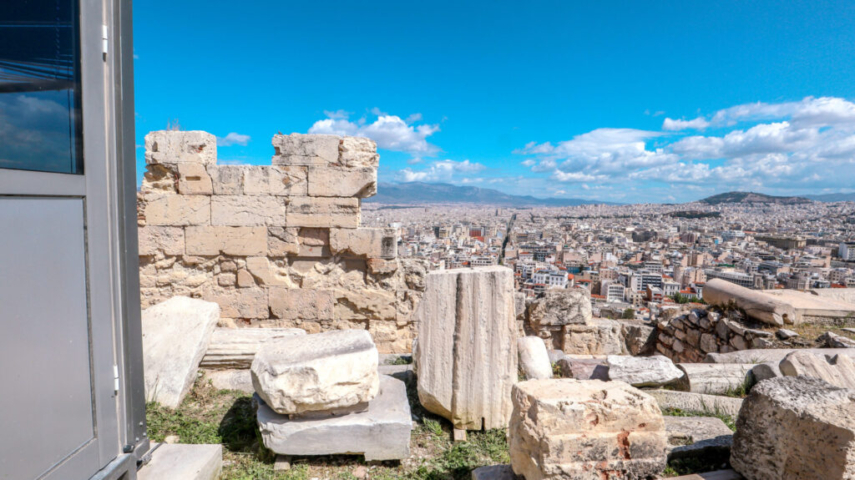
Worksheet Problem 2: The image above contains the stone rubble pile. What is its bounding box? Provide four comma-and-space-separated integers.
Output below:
251, 329, 412, 461
138, 131, 427, 354
656, 307, 776, 363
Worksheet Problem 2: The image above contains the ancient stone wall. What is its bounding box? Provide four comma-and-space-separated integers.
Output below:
137, 131, 425, 353
655, 308, 775, 362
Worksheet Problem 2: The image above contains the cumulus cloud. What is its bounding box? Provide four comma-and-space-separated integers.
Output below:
662, 117, 710, 131
396, 159, 486, 183
217, 132, 251, 146
309, 110, 440, 156
516, 96, 855, 198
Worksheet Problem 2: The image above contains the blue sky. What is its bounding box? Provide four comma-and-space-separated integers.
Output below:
133, 1, 855, 203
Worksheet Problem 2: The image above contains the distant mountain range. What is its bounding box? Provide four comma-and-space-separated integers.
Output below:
699, 191, 813, 205
803, 192, 855, 202
366, 182, 615, 206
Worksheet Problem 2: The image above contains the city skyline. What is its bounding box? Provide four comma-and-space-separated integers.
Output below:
133, 1, 855, 203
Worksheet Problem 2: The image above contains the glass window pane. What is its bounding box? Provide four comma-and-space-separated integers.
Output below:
0, 0, 83, 174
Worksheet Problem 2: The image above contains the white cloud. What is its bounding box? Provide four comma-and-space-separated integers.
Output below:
516, 96, 855, 199
662, 116, 710, 131
309, 111, 440, 156
396, 159, 486, 183
217, 132, 251, 146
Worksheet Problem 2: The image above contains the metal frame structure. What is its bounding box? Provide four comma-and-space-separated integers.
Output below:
0, 0, 147, 478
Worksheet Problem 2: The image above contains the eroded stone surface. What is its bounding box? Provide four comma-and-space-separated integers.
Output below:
730, 376, 855, 480
251, 329, 380, 415
415, 266, 517, 430
509, 379, 667, 480
779, 350, 855, 389
200, 327, 306, 369
607, 355, 684, 388
518, 336, 554, 380
255, 375, 411, 461
143, 297, 220, 408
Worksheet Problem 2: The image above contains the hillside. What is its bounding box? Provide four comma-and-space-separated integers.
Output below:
366, 182, 613, 206
700, 191, 812, 205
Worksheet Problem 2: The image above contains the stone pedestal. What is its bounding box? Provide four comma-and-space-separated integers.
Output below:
255, 375, 412, 461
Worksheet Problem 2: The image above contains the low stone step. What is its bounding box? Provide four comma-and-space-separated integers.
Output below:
647, 389, 743, 417
200, 327, 305, 369
138, 444, 222, 480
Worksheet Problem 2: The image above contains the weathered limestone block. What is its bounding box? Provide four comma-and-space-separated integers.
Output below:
269, 287, 334, 322
208, 165, 247, 195
177, 163, 213, 195
703, 278, 795, 326
145, 130, 217, 166
751, 362, 783, 383
527, 289, 592, 345
138, 226, 185, 256
245, 257, 295, 287
250, 329, 380, 415
211, 196, 288, 226
200, 328, 306, 369
137, 443, 223, 480
201, 288, 268, 319
243, 166, 308, 196
340, 136, 379, 168
780, 350, 855, 389
185, 226, 267, 256
647, 389, 743, 417
329, 228, 396, 259
203, 369, 254, 393
607, 355, 684, 388
255, 375, 411, 461
143, 297, 220, 408
664, 416, 733, 460
562, 319, 625, 355
674, 363, 753, 395
557, 356, 609, 380
286, 197, 359, 228
415, 266, 517, 430
471, 465, 517, 480
267, 227, 300, 256
141, 164, 177, 194
730, 376, 855, 480
518, 336, 554, 380
334, 288, 397, 322
272, 134, 341, 166
308, 166, 377, 198
508, 379, 668, 480
705, 348, 855, 364
620, 321, 657, 356
143, 194, 210, 226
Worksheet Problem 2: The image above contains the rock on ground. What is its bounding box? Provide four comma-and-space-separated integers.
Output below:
137, 443, 222, 480
518, 336, 554, 380
509, 379, 667, 480
705, 348, 855, 364
414, 266, 517, 430
646, 390, 743, 417
471, 465, 518, 480
779, 350, 855, 389
557, 356, 609, 380
200, 327, 305, 369
562, 319, 625, 355
251, 329, 379, 415
674, 363, 753, 395
819, 331, 855, 348
202, 369, 254, 393
607, 355, 684, 388
750, 362, 783, 383
731, 376, 855, 480
143, 296, 220, 409
664, 416, 733, 460
255, 375, 412, 461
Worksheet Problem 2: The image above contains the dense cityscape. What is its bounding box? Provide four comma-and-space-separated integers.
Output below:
364, 197, 855, 321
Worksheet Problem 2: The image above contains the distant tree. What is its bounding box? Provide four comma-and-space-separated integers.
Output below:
622, 308, 635, 319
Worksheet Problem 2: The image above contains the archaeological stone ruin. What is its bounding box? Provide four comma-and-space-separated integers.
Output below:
134, 130, 855, 480
137, 131, 426, 353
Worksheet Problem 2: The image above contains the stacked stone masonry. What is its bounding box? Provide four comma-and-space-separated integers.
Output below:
655, 308, 775, 363
138, 131, 426, 353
